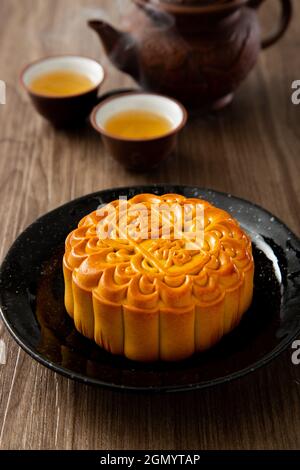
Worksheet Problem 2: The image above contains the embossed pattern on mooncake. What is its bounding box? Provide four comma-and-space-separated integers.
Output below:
63, 194, 254, 361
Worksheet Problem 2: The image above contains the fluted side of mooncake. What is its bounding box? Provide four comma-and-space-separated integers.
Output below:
63, 194, 254, 361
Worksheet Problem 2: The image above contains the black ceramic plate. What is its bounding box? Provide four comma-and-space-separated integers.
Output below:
1, 185, 300, 392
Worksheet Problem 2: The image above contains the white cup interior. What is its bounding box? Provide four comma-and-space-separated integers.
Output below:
94, 93, 185, 135
22, 56, 104, 90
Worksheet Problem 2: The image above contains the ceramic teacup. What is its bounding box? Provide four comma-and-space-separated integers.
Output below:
21, 55, 105, 127
90, 92, 188, 171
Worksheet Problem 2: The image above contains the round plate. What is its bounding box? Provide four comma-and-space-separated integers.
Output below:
1, 185, 300, 392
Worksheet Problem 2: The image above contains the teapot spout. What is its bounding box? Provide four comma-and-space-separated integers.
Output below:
88, 20, 139, 82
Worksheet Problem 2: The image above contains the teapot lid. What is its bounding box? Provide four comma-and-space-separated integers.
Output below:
161, 0, 229, 6
133, 0, 247, 14
149, 0, 231, 5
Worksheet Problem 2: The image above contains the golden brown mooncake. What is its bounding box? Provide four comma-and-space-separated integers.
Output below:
63, 193, 254, 362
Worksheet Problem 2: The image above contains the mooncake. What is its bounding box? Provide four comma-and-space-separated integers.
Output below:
63, 193, 254, 362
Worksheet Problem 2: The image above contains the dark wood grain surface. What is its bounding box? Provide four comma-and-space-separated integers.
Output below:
0, 0, 300, 450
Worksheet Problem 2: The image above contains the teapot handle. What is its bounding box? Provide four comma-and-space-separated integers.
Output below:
249, 0, 293, 49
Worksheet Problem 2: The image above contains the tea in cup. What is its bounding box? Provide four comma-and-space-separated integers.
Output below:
21, 55, 105, 127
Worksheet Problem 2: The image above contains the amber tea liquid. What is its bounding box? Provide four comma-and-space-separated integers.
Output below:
104, 110, 173, 139
29, 70, 95, 97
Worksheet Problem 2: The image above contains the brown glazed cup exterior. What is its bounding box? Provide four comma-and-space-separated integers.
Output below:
20, 56, 105, 127
90, 92, 188, 171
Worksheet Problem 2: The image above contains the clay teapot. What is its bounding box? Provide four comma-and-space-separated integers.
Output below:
89, 0, 292, 109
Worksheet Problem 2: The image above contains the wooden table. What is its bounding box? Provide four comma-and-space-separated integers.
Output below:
0, 0, 300, 450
